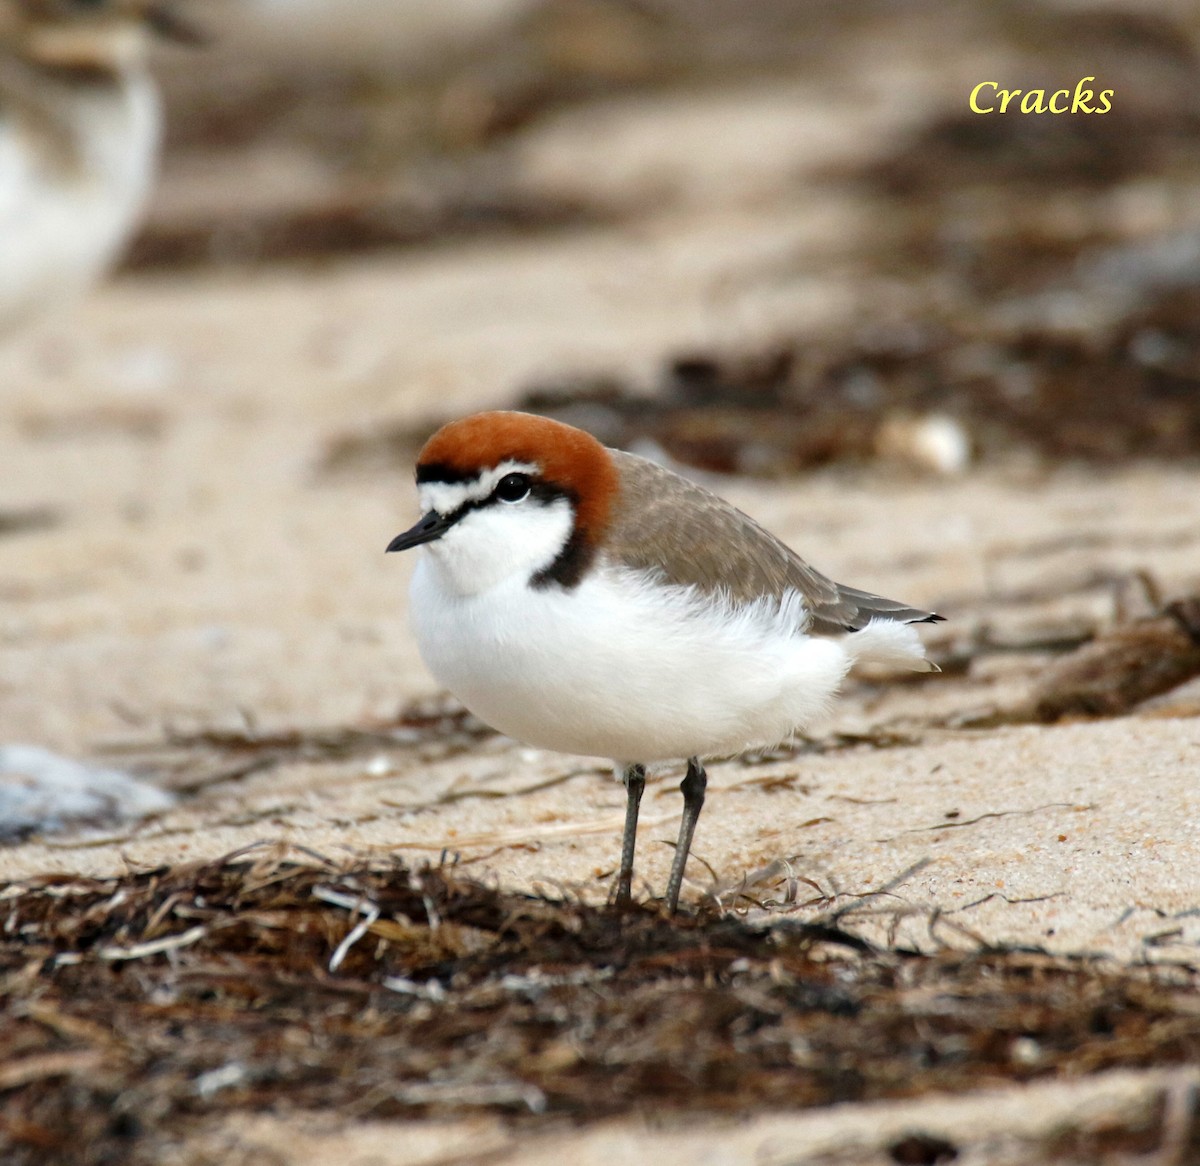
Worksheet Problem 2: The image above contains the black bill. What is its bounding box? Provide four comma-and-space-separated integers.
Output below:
386, 510, 459, 553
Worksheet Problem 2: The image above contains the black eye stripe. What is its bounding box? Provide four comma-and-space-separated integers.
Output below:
434, 479, 576, 526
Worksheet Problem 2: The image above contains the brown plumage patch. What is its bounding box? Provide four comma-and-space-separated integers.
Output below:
417, 411, 619, 548
604, 450, 941, 633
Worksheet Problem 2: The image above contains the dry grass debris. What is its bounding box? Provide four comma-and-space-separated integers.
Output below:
2, 851, 1199, 1164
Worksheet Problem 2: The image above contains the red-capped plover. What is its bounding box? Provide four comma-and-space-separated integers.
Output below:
387, 411, 942, 912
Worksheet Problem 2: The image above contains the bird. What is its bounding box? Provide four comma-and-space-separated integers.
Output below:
387, 411, 943, 913
0, 0, 199, 335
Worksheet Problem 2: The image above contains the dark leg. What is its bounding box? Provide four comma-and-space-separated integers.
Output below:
664, 757, 707, 914
614, 763, 645, 906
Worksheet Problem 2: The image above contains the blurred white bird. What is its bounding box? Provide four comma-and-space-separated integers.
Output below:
0, 0, 198, 334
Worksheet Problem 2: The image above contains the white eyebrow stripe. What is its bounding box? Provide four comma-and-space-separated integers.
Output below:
418, 461, 539, 515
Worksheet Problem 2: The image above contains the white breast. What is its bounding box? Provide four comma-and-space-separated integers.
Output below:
0, 68, 160, 333
409, 557, 856, 764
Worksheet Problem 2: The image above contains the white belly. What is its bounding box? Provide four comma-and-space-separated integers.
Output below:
409, 557, 853, 764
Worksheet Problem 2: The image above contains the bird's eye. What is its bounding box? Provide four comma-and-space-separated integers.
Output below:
495, 473, 531, 503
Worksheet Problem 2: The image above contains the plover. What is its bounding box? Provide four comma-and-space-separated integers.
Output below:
387, 411, 942, 912
0, 0, 197, 334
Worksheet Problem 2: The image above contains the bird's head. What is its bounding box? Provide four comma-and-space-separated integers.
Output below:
5, 0, 202, 71
387, 411, 620, 595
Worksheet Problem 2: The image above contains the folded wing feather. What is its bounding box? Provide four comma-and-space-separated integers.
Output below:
604, 450, 942, 636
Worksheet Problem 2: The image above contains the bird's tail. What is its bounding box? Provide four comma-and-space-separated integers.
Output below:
844, 618, 939, 673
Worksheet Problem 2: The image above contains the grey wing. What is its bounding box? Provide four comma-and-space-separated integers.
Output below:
604, 451, 941, 634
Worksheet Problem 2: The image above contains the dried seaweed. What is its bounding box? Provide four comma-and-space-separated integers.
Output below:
1, 852, 1198, 1165
945, 595, 1200, 729
1030, 597, 1200, 721
97, 696, 496, 793
124, 189, 600, 270
318, 273, 1200, 481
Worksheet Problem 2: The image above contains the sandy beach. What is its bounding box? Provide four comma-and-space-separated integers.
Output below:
2, 2, 1199, 1161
